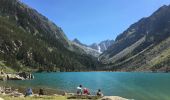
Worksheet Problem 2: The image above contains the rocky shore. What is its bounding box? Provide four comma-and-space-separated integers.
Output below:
0, 86, 129, 100
0, 72, 34, 81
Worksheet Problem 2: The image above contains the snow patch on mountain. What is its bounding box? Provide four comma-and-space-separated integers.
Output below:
98, 45, 102, 53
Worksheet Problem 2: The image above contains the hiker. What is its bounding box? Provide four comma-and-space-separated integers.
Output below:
25, 88, 33, 97
7, 75, 10, 80
77, 85, 83, 95
96, 89, 103, 97
39, 88, 44, 95
83, 88, 90, 95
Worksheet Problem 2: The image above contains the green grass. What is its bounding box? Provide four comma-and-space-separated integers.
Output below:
0, 60, 15, 73
0, 95, 67, 100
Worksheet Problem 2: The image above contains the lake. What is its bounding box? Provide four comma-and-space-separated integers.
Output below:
0, 72, 170, 100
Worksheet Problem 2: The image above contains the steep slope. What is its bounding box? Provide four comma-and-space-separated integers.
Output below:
0, 0, 100, 72
0, 0, 70, 48
114, 36, 170, 72
100, 5, 170, 71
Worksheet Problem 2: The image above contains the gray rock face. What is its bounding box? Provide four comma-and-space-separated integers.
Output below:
89, 40, 114, 53
72, 40, 101, 57
73, 39, 114, 55
72, 39, 114, 57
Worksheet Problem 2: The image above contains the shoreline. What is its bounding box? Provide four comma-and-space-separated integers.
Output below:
0, 85, 65, 96
0, 86, 129, 100
35, 71, 170, 74
0, 72, 34, 81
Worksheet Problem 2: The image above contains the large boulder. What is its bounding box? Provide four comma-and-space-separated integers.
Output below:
18, 72, 34, 80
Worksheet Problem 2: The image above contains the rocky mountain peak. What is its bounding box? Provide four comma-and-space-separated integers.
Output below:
89, 40, 114, 53
72, 38, 114, 54
73, 38, 87, 47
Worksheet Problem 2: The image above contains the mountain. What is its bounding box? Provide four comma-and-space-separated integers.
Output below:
89, 40, 114, 53
100, 5, 170, 72
72, 39, 114, 57
73, 38, 87, 47
0, 0, 100, 72
72, 39, 100, 57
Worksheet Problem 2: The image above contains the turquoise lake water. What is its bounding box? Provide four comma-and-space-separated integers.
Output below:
1, 72, 170, 100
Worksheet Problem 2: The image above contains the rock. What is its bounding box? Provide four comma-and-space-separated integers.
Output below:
10, 75, 24, 80
0, 97, 4, 100
5, 74, 23, 80
1, 72, 35, 80
18, 72, 34, 80
18, 72, 27, 79
100, 96, 128, 100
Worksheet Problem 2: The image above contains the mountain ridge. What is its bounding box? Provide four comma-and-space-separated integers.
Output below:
72, 38, 114, 54
0, 0, 101, 72
100, 4, 170, 72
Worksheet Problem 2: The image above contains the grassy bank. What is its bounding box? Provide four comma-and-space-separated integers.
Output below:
0, 95, 128, 100
0, 95, 66, 100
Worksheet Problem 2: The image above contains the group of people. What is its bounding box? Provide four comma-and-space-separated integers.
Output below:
76, 85, 103, 97
25, 88, 44, 97
25, 85, 103, 97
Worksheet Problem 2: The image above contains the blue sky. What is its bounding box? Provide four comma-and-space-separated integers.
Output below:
21, 0, 170, 45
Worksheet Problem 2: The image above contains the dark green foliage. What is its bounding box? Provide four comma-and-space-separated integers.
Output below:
0, 0, 101, 72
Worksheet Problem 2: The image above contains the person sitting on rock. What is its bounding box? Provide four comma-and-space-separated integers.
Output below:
25, 88, 33, 97
77, 85, 83, 95
83, 88, 90, 95
96, 89, 103, 97
39, 88, 44, 95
